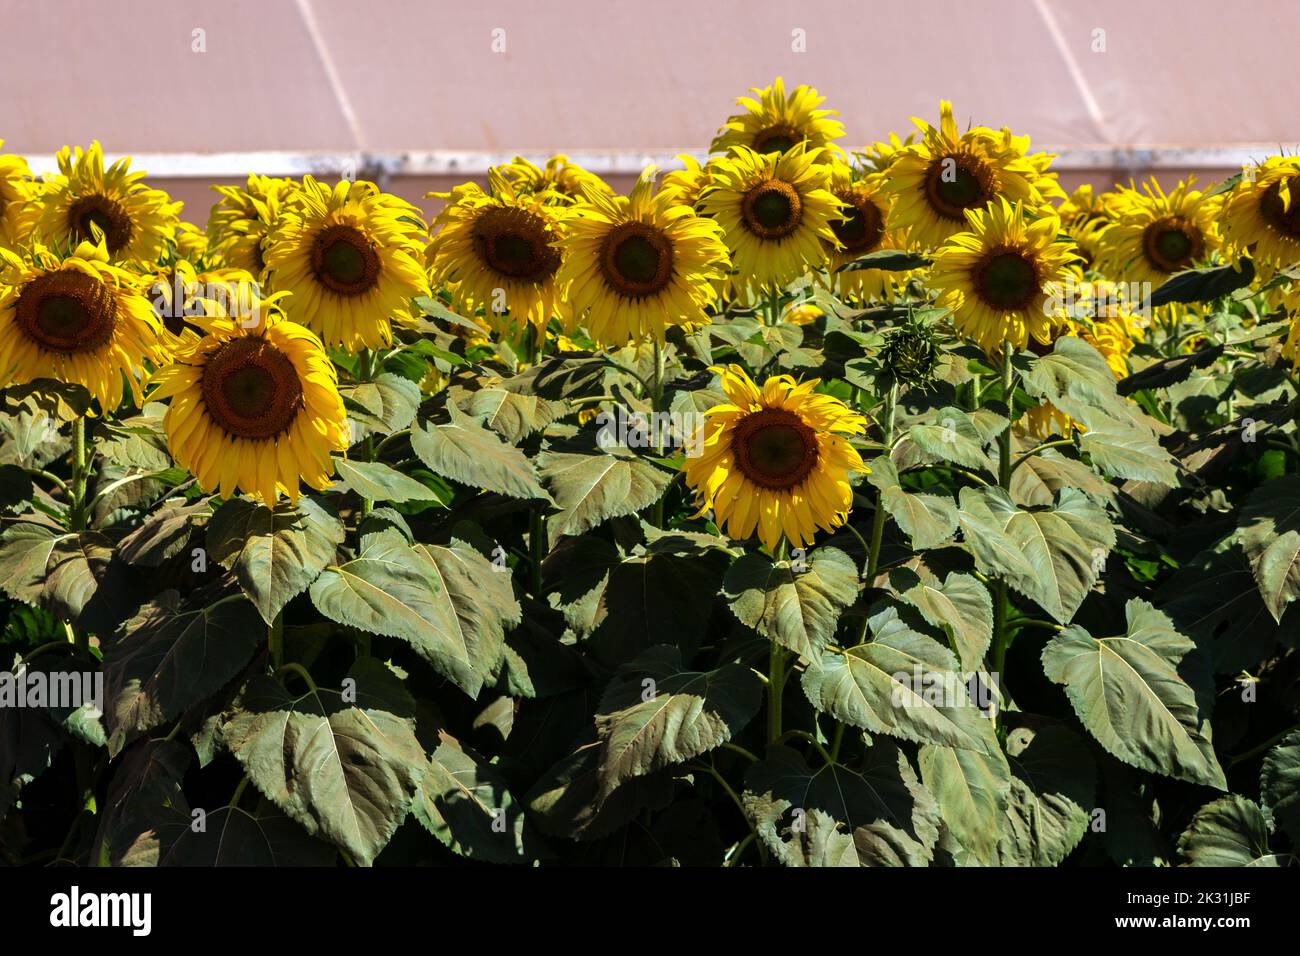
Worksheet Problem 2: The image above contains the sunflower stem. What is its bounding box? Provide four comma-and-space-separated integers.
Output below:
268, 610, 284, 671
767, 537, 790, 745
650, 336, 668, 527
990, 347, 1016, 720
68, 416, 95, 653
855, 381, 898, 644
529, 508, 547, 597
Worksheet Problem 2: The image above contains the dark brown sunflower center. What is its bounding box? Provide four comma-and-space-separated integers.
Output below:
741, 179, 803, 239
972, 249, 1041, 311
753, 125, 801, 155
67, 194, 134, 254
732, 407, 819, 490
15, 270, 118, 354
1259, 178, 1300, 239
471, 206, 561, 282
310, 224, 380, 296
200, 336, 303, 439
1142, 218, 1202, 273
832, 194, 886, 254
924, 152, 996, 221
598, 222, 675, 297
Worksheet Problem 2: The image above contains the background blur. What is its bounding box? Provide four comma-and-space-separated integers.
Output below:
2, 0, 1296, 224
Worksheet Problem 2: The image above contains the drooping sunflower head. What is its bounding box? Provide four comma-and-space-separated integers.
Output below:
0, 239, 166, 411
659, 155, 715, 211
856, 132, 917, 174
428, 171, 566, 338
31, 142, 181, 264
710, 77, 846, 157
683, 364, 867, 553
206, 174, 295, 276
1221, 157, 1300, 269
495, 155, 613, 206
700, 144, 843, 295
148, 296, 348, 503
825, 160, 915, 302
1095, 177, 1222, 286
883, 102, 1059, 251
929, 198, 1079, 356
0, 141, 38, 248
557, 169, 730, 346
144, 259, 261, 347
263, 176, 430, 352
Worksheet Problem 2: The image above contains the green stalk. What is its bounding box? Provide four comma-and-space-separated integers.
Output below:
990, 347, 1015, 710
650, 336, 668, 527
855, 381, 898, 644
68, 417, 94, 652
767, 538, 790, 744
268, 610, 284, 671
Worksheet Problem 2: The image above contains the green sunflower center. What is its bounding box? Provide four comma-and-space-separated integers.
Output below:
924, 152, 995, 221
1260, 179, 1300, 239
1141, 217, 1202, 274
471, 206, 561, 282
310, 224, 380, 296
15, 270, 118, 354
67, 194, 135, 254
201, 336, 304, 439
832, 195, 886, 253
753, 125, 801, 155
599, 221, 675, 298
972, 249, 1040, 311
741, 179, 804, 240
732, 407, 819, 490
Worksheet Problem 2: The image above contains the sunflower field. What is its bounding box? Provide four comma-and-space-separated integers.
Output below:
1, 78, 1297, 869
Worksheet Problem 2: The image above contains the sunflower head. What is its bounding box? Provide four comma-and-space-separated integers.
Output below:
700, 144, 843, 295
0, 239, 166, 411
149, 295, 348, 503
557, 169, 730, 346
428, 171, 566, 338
263, 176, 429, 352
0, 141, 38, 248
880, 320, 943, 390
1095, 177, 1221, 286
883, 102, 1061, 250
30, 142, 181, 264
206, 174, 295, 276
659, 155, 714, 211
683, 364, 867, 553
929, 198, 1079, 356
825, 160, 915, 302
495, 155, 612, 206
856, 132, 917, 174
1221, 157, 1300, 269
710, 77, 846, 157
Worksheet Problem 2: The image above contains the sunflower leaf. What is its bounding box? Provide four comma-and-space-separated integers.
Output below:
537, 447, 670, 546
1238, 474, 1300, 622
411, 401, 551, 501
1177, 795, 1280, 866
333, 458, 444, 503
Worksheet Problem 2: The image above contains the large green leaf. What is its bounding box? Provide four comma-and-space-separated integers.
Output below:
526, 738, 676, 841
102, 590, 264, 756
411, 401, 550, 501
1260, 729, 1300, 844
309, 531, 514, 697
454, 385, 565, 443
222, 659, 426, 866
1042, 599, 1227, 790
117, 496, 212, 567
594, 646, 762, 798
333, 458, 443, 503
161, 804, 337, 866
743, 743, 940, 867
723, 546, 859, 660
996, 725, 1096, 867
906, 407, 994, 472
891, 569, 992, 672
413, 731, 527, 863
918, 740, 1011, 866
958, 486, 1114, 624
868, 459, 958, 550
1079, 421, 1180, 486
0, 522, 128, 632
1018, 336, 1129, 428
93, 739, 191, 866
538, 447, 671, 546
802, 603, 997, 753
207, 497, 344, 624
342, 372, 421, 440
1178, 796, 1281, 867
1239, 475, 1300, 622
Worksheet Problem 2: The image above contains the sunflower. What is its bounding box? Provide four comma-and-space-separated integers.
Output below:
148, 294, 348, 503
684, 364, 867, 553
0, 141, 37, 247
929, 198, 1078, 355
144, 259, 259, 346
206, 174, 294, 275
263, 176, 429, 352
30, 142, 180, 263
1220, 157, 1300, 270
710, 77, 845, 157
700, 144, 842, 295
557, 170, 729, 346
496, 155, 612, 206
856, 132, 916, 174
427, 170, 566, 337
883, 102, 1060, 250
825, 161, 914, 302
1094, 177, 1221, 288
0, 240, 166, 410
659, 155, 713, 211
